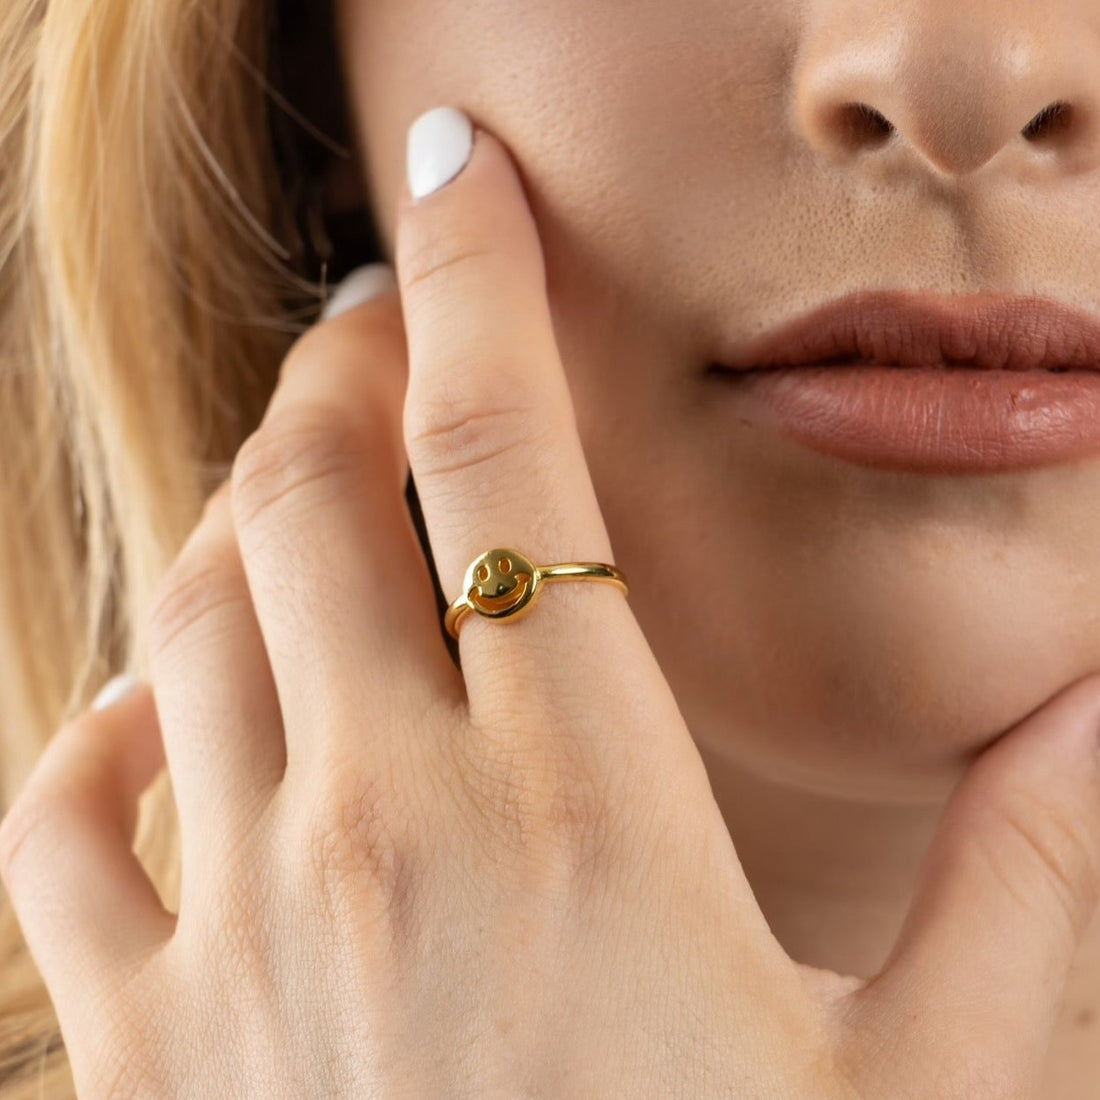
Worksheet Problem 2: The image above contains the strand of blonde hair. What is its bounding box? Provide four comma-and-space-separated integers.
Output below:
0, 0, 316, 1091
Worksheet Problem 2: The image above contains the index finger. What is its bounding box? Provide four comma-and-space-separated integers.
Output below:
395, 108, 664, 728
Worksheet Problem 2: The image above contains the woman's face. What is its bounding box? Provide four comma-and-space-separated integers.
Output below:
333, 0, 1100, 803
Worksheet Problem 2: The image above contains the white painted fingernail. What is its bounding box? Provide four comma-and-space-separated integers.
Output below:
91, 674, 144, 713
407, 106, 474, 202
321, 263, 397, 322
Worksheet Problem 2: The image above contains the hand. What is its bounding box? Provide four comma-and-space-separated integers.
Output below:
4, 108, 1100, 1100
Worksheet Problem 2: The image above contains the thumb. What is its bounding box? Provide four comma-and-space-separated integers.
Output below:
845, 671, 1100, 1092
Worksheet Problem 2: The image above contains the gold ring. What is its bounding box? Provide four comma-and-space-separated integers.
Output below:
444, 547, 629, 640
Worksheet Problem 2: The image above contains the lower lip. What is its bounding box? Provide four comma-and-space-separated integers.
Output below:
720, 365, 1100, 474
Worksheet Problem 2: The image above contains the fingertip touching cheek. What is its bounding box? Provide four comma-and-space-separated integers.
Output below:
333, 0, 1100, 804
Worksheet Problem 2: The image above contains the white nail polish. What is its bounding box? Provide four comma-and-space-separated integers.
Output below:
91, 673, 144, 713
407, 106, 474, 202
321, 263, 397, 322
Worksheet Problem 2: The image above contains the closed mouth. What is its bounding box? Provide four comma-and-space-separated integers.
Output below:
711, 291, 1100, 376
469, 574, 532, 614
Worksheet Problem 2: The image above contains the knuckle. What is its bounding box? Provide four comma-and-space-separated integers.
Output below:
979, 783, 1100, 937
147, 547, 248, 662
459, 722, 617, 884
231, 406, 370, 531
400, 233, 497, 299
0, 790, 52, 885
302, 764, 418, 933
405, 381, 548, 484
0, 745, 96, 882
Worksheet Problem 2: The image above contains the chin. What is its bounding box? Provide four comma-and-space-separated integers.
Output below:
595, 417, 1100, 805
632, 559, 1100, 806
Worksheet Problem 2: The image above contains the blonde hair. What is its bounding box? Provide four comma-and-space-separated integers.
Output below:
0, 1, 364, 1091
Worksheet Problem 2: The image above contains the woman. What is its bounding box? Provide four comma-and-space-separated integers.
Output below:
1, 0, 1099, 1095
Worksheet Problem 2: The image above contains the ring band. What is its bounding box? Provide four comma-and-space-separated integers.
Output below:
444, 547, 629, 640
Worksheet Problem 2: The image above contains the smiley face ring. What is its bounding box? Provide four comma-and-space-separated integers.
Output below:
444, 548, 630, 640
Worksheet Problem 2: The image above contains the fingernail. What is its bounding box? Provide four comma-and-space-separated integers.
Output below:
407, 106, 474, 202
91, 674, 144, 713
321, 263, 397, 322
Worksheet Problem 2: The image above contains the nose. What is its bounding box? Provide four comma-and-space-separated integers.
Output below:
793, 2, 1100, 178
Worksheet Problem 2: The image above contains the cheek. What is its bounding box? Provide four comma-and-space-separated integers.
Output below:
338, 0, 760, 325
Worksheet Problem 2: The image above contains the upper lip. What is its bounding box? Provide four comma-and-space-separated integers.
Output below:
716, 291, 1100, 373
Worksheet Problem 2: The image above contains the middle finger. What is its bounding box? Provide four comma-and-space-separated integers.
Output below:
229, 287, 465, 779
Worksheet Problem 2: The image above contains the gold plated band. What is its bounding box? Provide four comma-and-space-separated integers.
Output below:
444, 547, 629, 640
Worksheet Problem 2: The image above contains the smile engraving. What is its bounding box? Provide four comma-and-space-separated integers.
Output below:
466, 550, 538, 620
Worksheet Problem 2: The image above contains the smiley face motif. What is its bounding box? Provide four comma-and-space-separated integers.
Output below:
465, 548, 539, 621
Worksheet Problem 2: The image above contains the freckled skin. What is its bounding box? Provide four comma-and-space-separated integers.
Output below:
335, 1, 1100, 1089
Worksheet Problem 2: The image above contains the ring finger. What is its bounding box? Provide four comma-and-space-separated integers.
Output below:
228, 288, 465, 785
396, 110, 674, 744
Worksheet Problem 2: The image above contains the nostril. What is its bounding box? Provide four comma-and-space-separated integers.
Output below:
1022, 101, 1073, 142
832, 102, 897, 151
